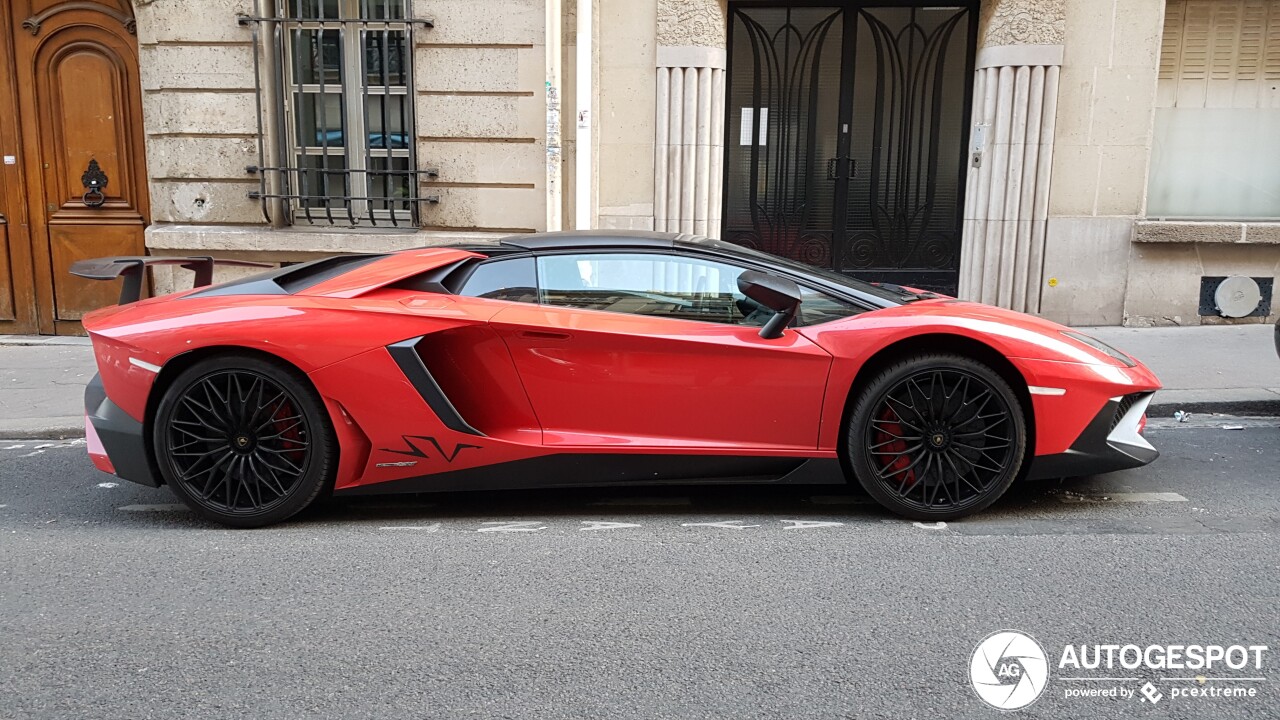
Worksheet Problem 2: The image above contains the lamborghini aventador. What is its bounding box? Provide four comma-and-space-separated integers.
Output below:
76, 231, 1162, 527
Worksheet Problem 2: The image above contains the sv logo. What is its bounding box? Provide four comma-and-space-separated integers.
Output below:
380, 435, 480, 463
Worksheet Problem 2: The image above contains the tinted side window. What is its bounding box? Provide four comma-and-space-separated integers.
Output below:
458, 257, 537, 303
796, 286, 863, 326
536, 253, 754, 325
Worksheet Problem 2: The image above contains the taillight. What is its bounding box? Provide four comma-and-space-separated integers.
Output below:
1137, 414, 1148, 434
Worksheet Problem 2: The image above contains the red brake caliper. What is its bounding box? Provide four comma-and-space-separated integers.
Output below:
271, 399, 306, 468
875, 406, 917, 489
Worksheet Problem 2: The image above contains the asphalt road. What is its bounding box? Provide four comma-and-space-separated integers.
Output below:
1, 419, 1278, 720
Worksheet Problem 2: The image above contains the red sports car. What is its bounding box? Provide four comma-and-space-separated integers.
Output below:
76, 231, 1161, 527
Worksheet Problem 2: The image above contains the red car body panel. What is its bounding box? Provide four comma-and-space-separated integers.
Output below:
81, 240, 1161, 496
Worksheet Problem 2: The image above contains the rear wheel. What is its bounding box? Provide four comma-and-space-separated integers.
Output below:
153, 354, 336, 528
846, 353, 1026, 520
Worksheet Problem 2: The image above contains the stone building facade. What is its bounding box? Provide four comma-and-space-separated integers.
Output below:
0, 0, 1276, 334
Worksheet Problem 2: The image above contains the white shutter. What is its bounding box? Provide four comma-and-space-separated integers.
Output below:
1157, 0, 1280, 108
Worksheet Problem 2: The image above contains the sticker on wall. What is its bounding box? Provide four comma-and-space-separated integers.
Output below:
1047, 278, 1058, 287
740, 108, 768, 146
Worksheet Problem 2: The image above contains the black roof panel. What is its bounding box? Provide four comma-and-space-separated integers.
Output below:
498, 230, 687, 251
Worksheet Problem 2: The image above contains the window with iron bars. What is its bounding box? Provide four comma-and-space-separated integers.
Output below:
243, 0, 434, 227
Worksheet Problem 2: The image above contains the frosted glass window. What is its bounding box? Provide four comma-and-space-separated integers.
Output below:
1147, 108, 1280, 219
1148, 0, 1280, 219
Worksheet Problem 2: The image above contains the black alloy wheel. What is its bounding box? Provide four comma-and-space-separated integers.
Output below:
847, 353, 1027, 520
153, 354, 335, 527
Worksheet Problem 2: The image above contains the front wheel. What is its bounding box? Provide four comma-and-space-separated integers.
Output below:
846, 354, 1027, 520
153, 354, 336, 528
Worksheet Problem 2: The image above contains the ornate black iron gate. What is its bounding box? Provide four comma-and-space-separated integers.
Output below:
723, 3, 976, 294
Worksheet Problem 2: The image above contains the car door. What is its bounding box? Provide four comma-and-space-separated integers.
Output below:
488, 251, 834, 450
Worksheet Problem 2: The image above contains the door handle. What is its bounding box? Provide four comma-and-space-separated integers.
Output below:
81, 158, 108, 208
826, 157, 856, 180
517, 330, 571, 340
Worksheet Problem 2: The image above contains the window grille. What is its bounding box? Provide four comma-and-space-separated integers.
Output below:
240, 1, 435, 227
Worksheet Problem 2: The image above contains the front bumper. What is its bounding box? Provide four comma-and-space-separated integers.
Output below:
85, 374, 160, 487
1026, 392, 1159, 480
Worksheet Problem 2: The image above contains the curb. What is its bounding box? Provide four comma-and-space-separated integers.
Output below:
0, 420, 85, 441
1148, 398, 1280, 418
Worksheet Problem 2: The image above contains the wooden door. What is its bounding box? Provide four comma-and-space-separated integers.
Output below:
0, 8, 39, 333
8, 0, 147, 335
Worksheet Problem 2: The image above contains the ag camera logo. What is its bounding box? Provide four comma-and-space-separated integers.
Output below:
970, 630, 1050, 710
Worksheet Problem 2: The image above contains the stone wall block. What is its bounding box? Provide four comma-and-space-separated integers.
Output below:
150, 181, 263, 224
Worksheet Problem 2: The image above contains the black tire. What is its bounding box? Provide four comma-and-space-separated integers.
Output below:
846, 353, 1027, 520
152, 353, 336, 528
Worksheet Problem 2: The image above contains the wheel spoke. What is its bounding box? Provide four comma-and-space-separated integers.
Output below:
870, 442, 924, 457
240, 457, 262, 508
877, 449, 926, 481
202, 379, 233, 430
258, 418, 306, 440
870, 435, 922, 450
201, 455, 234, 501
905, 379, 932, 423
172, 445, 231, 459
172, 425, 222, 443
942, 450, 985, 495
258, 451, 303, 475
249, 455, 288, 497
883, 397, 925, 431
953, 439, 1011, 453
928, 454, 952, 507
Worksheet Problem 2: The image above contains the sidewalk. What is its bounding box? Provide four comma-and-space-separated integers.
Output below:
0, 336, 93, 439
1, 324, 1277, 439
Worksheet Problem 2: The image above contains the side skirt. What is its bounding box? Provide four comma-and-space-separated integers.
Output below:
335, 454, 846, 496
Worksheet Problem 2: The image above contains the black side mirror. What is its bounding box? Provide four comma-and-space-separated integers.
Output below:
736, 270, 802, 339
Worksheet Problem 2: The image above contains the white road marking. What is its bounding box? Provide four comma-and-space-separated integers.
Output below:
1, 439, 84, 451
118, 504, 189, 513
380, 524, 441, 532
781, 519, 844, 530
680, 520, 759, 530
1057, 492, 1188, 504
17, 450, 44, 458
477, 521, 546, 532
912, 521, 948, 530
580, 521, 642, 531
96, 482, 119, 489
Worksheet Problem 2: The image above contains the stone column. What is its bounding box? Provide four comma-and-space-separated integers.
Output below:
654, 0, 726, 237
959, 1, 1065, 312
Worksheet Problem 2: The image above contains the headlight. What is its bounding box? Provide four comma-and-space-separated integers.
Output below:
1061, 331, 1136, 367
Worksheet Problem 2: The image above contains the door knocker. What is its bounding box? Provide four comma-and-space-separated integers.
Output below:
81, 159, 108, 207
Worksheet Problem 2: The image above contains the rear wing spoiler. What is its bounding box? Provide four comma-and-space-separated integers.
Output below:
69, 256, 272, 305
